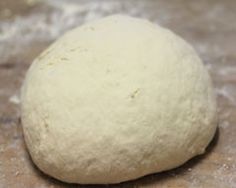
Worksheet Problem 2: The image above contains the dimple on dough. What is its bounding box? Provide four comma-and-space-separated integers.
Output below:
21, 15, 217, 184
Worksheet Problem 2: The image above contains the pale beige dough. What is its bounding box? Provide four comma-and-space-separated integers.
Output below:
21, 15, 217, 184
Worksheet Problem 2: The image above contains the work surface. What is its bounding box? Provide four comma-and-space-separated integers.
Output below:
0, 0, 236, 187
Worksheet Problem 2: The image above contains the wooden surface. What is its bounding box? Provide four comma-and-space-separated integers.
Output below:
0, 0, 236, 187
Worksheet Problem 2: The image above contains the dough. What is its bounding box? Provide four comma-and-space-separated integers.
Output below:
21, 15, 217, 184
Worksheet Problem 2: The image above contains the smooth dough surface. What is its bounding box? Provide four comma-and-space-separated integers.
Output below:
21, 15, 217, 184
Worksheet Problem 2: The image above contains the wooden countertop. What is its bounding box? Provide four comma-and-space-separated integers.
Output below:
0, 0, 236, 187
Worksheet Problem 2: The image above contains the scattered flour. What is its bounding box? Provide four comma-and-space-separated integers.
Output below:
216, 85, 236, 106
9, 94, 20, 104
0, 0, 148, 62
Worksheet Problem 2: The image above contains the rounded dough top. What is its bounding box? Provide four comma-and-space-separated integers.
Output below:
21, 15, 217, 184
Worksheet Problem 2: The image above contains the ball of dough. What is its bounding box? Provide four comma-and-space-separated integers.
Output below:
21, 15, 217, 184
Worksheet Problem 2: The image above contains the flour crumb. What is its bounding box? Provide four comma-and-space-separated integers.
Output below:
9, 94, 20, 104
